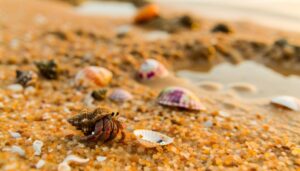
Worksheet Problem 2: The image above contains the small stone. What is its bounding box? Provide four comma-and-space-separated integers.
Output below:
9, 131, 21, 138
203, 121, 213, 128
58, 162, 71, 171
7, 84, 23, 92
33, 140, 43, 156
10, 145, 25, 157
96, 156, 107, 162
35, 159, 45, 169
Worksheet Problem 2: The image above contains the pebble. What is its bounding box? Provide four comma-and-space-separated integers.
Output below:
96, 156, 107, 162
145, 31, 169, 41
7, 84, 23, 92
35, 159, 45, 169
58, 162, 71, 171
33, 140, 43, 156
203, 121, 213, 128
9, 131, 21, 138
10, 145, 25, 157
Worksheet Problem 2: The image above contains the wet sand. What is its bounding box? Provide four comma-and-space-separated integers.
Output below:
0, 0, 300, 170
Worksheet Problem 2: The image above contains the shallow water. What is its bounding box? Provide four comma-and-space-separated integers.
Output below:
177, 61, 300, 98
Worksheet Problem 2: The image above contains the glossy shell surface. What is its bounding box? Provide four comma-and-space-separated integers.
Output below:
157, 86, 205, 111
133, 129, 173, 148
75, 66, 112, 88
134, 4, 159, 24
138, 59, 168, 81
271, 96, 300, 111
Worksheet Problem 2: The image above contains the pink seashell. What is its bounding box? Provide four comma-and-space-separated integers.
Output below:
109, 89, 133, 102
75, 66, 112, 88
157, 86, 206, 111
138, 59, 169, 81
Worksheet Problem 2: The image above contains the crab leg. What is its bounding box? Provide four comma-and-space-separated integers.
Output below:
115, 120, 125, 142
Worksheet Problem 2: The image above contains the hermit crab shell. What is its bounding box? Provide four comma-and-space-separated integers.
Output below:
157, 86, 205, 111
271, 96, 300, 111
133, 129, 173, 148
109, 89, 133, 102
138, 59, 169, 81
75, 66, 112, 88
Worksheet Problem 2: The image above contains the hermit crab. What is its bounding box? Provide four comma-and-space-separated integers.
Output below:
67, 107, 125, 143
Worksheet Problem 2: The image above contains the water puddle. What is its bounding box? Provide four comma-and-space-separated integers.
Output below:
177, 61, 300, 98
75, 1, 136, 17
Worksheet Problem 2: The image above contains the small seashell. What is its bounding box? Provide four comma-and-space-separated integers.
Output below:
10, 145, 25, 157
16, 70, 38, 87
109, 89, 133, 102
35, 159, 45, 169
138, 59, 169, 81
134, 4, 159, 24
63, 154, 89, 164
75, 66, 112, 88
9, 131, 21, 138
91, 89, 107, 101
7, 84, 23, 92
271, 96, 300, 111
96, 156, 107, 162
157, 86, 206, 111
58, 155, 89, 171
134, 129, 173, 148
33, 140, 43, 156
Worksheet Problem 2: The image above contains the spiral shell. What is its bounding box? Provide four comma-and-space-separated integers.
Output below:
138, 59, 168, 81
75, 66, 112, 88
157, 86, 205, 111
133, 129, 173, 148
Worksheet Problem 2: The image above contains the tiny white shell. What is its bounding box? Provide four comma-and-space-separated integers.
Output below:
63, 155, 89, 164
7, 84, 23, 92
35, 159, 45, 169
9, 131, 21, 138
10, 145, 25, 157
96, 156, 107, 162
271, 96, 300, 111
133, 129, 173, 148
33, 140, 43, 156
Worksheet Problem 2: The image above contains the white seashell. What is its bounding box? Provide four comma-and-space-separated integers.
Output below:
33, 140, 43, 156
35, 159, 45, 169
10, 145, 25, 157
109, 89, 133, 102
271, 96, 300, 111
63, 155, 89, 164
9, 131, 21, 138
96, 156, 107, 162
58, 162, 71, 171
7, 84, 23, 92
133, 129, 173, 148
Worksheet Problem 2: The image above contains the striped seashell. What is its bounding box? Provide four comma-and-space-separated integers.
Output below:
75, 66, 112, 88
138, 59, 168, 81
157, 86, 205, 111
109, 89, 133, 102
133, 129, 173, 148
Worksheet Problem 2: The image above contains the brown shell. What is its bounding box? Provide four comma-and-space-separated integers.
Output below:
67, 107, 114, 135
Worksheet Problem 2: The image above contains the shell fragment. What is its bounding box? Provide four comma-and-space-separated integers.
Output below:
133, 129, 173, 148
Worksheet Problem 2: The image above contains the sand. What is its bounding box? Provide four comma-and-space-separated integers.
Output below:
0, 0, 300, 170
